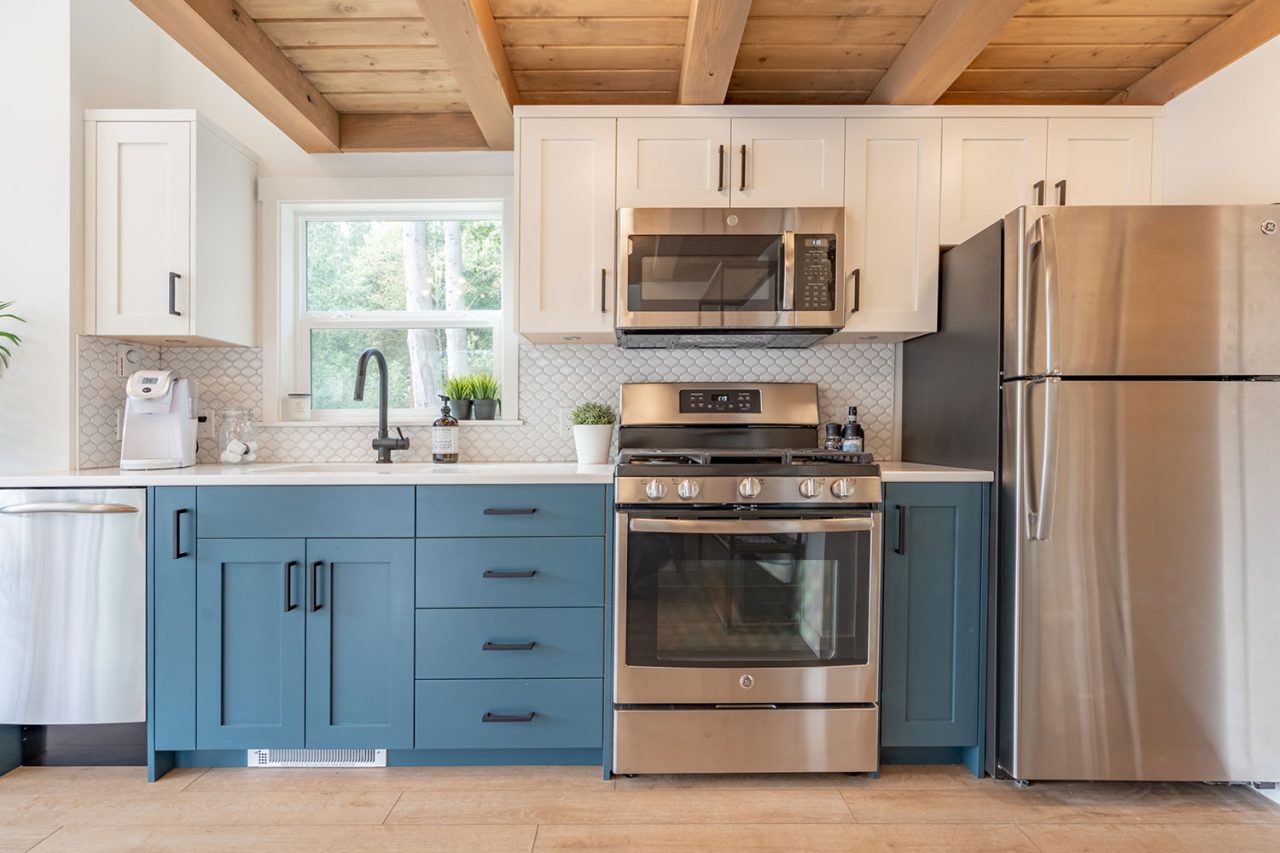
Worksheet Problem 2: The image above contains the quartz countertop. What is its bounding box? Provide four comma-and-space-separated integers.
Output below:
0, 460, 990, 488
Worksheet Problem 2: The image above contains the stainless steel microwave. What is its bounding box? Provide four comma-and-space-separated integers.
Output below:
615, 207, 845, 349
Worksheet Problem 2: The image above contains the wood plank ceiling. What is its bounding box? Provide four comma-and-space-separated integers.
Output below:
136, 0, 1280, 151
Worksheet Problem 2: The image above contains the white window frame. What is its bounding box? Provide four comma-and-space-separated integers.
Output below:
261, 177, 518, 426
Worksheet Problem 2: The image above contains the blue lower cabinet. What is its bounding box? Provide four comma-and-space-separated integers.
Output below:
417, 485, 607, 538
306, 539, 415, 749
416, 608, 603, 679
880, 483, 987, 750
196, 539, 307, 749
415, 679, 602, 750
153, 487, 196, 751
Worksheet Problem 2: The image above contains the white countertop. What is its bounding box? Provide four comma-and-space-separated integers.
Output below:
0, 460, 991, 487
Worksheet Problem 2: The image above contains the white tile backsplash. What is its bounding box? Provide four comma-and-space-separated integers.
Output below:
79, 336, 896, 467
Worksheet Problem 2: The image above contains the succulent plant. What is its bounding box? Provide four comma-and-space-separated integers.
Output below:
569, 402, 616, 426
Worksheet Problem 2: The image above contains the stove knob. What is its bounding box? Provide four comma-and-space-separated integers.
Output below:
831, 478, 857, 499
644, 480, 668, 500
798, 478, 822, 499
676, 479, 701, 500
737, 477, 762, 499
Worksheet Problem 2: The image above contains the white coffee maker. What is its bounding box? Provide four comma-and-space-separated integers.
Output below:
120, 370, 199, 470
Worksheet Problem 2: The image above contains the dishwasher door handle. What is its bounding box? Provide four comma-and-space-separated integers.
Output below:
1, 502, 140, 514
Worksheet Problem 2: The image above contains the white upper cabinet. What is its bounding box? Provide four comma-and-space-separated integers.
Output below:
833, 118, 942, 343
940, 118, 1048, 246
85, 111, 257, 346
517, 117, 618, 343
1046, 117, 1154, 206
615, 117, 845, 209
617, 118, 730, 208
730, 118, 845, 208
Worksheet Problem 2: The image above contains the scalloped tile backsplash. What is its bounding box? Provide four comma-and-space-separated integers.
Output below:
78, 336, 896, 468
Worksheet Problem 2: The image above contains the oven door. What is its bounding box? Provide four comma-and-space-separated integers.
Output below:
615, 512, 880, 705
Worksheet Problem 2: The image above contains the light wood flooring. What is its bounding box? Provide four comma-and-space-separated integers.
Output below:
1, 763, 1277, 852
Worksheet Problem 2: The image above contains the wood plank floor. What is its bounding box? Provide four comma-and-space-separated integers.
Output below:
0, 764, 1277, 851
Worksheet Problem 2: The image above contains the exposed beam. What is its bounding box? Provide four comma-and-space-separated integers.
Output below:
867, 0, 1024, 105
129, 0, 340, 153
415, 0, 519, 150
1109, 0, 1280, 105
678, 0, 752, 104
338, 113, 487, 152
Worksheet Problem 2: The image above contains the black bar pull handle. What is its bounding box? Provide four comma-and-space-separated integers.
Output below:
483, 640, 537, 651
1055, 179, 1067, 206
1033, 180, 1046, 205
894, 505, 908, 556
309, 561, 323, 612
850, 268, 861, 315
717, 144, 725, 192
482, 711, 535, 723
739, 144, 747, 192
283, 561, 298, 612
168, 272, 182, 317
172, 508, 190, 559
483, 507, 538, 516
483, 569, 537, 579
600, 268, 607, 314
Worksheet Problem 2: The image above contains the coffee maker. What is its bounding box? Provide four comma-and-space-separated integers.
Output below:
119, 370, 199, 470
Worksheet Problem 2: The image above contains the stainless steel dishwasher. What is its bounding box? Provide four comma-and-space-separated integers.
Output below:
0, 489, 146, 724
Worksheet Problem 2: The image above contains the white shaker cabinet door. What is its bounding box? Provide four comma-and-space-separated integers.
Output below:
517, 117, 618, 343
92, 121, 192, 338
940, 118, 1047, 245
833, 118, 941, 342
729, 118, 845, 208
1046, 117, 1154, 206
617, 117, 731, 208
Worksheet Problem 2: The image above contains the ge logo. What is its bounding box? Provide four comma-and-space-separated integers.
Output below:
739, 674, 754, 689
1263, 220, 1277, 236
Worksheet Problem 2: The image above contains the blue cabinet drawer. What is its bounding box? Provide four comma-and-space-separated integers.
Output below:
416, 485, 605, 538
198, 487, 414, 539
414, 678, 602, 750
416, 538, 604, 608
416, 608, 603, 679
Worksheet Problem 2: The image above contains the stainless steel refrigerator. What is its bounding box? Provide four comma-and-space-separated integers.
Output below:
902, 205, 1280, 783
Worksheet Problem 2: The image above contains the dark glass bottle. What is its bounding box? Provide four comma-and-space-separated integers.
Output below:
432, 395, 459, 463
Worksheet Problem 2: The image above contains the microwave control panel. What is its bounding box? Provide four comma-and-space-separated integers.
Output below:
794, 234, 838, 311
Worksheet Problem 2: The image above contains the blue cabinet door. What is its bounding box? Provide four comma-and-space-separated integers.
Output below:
153, 487, 196, 751
196, 539, 306, 749
305, 539, 414, 749
881, 482, 986, 748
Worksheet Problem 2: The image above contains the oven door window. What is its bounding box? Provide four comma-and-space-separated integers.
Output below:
626, 235, 782, 314
624, 516, 871, 667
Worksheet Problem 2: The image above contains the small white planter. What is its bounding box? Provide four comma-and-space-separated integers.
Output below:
573, 424, 615, 465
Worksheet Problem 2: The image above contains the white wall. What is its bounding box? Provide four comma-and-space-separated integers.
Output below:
0, 2, 73, 475
1164, 36, 1280, 204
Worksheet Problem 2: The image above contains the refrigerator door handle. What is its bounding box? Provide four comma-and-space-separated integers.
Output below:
1028, 376, 1061, 541
1039, 213, 1061, 375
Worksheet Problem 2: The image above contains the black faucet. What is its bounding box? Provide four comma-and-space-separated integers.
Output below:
354, 347, 409, 463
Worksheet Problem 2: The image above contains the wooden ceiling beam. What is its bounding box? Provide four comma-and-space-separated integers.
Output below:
1109, 0, 1280, 104
678, 0, 752, 105
339, 113, 487, 151
415, 0, 519, 150
867, 0, 1025, 105
129, 0, 340, 153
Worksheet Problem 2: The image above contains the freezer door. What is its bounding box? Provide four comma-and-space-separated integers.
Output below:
1000, 379, 1280, 781
0, 489, 146, 724
1003, 205, 1280, 378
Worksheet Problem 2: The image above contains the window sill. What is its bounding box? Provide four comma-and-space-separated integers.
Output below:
260, 418, 525, 429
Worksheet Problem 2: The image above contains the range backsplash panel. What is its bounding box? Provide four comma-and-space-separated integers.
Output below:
78, 336, 895, 468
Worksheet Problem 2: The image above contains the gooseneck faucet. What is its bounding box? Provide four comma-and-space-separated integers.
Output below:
354, 347, 410, 463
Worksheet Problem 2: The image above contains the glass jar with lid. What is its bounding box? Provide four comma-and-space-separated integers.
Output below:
217, 408, 258, 464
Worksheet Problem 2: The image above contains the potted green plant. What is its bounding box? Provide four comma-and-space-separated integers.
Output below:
442, 375, 474, 420
569, 402, 615, 465
470, 373, 500, 420
0, 301, 24, 370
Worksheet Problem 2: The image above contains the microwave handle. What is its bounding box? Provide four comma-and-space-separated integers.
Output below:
780, 232, 796, 311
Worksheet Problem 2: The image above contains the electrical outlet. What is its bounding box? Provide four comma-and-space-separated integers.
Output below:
559, 406, 574, 434
115, 344, 140, 378
197, 414, 215, 439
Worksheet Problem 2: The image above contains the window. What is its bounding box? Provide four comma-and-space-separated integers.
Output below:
277, 200, 515, 422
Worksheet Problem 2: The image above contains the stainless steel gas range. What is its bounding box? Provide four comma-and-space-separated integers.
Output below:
612, 382, 883, 774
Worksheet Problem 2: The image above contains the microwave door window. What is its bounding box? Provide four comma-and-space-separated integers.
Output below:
627, 235, 782, 313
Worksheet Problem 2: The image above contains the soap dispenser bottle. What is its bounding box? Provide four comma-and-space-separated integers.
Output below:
432, 395, 460, 463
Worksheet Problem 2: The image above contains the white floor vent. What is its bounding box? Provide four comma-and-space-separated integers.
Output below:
247, 749, 387, 768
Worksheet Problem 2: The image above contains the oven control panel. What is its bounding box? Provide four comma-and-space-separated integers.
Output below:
618, 475, 882, 506
679, 389, 761, 414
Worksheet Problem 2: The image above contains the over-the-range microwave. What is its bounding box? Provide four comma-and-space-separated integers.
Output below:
615, 207, 845, 349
